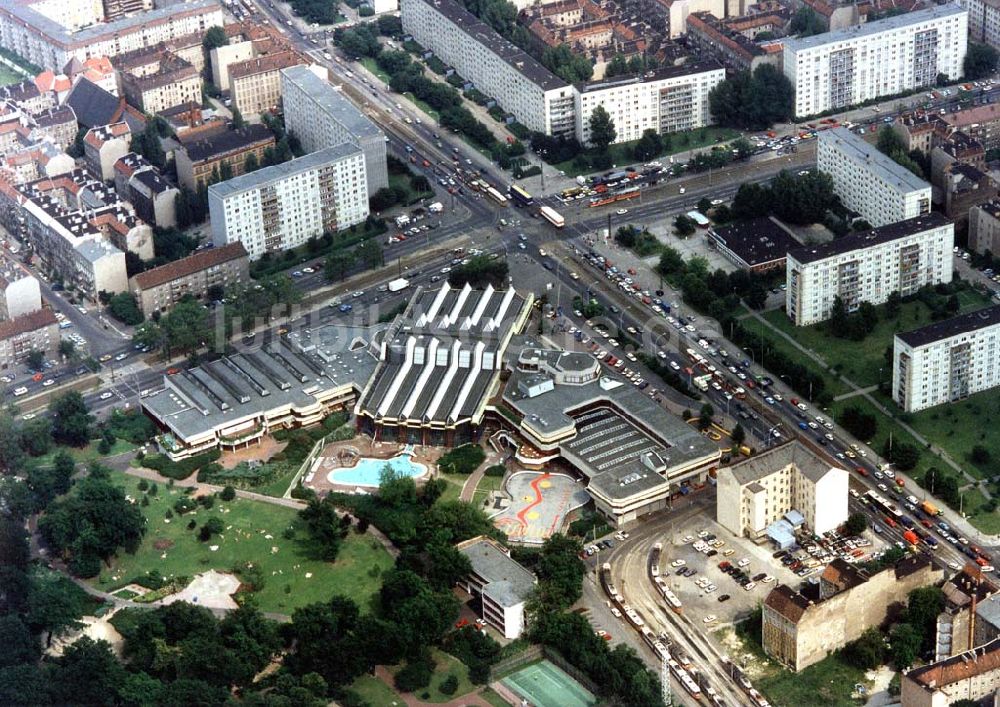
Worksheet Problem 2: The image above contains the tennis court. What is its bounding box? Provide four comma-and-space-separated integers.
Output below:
500, 660, 596, 707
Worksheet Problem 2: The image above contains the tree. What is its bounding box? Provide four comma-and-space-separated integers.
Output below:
49, 391, 93, 447
843, 512, 868, 536
632, 129, 662, 161
889, 622, 922, 668
26, 349, 44, 371
325, 249, 356, 283
203, 25, 229, 50
698, 403, 714, 431
709, 65, 793, 130
790, 6, 825, 36
533, 534, 585, 609
108, 292, 144, 325
158, 297, 212, 357
588, 105, 616, 153
731, 423, 745, 446
674, 214, 696, 237
837, 406, 878, 441
0, 616, 38, 668
58, 338, 76, 360
904, 586, 945, 652
541, 44, 593, 83
231, 107, 245, 129
244, 151, 258, 173
841, 627, 885, 670
26, 573, 83, 645
299, 498, 347, 561
447, 255, 508, 288
965, 42, 999, 80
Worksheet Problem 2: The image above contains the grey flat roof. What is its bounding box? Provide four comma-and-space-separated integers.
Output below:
727, 442, 836, 486
783, 3, 966, 53
788, 212, 949, 265
458, 537, 535, 607
208, 144, 362, 199
579, 61, 724, 93
415, 0, 569, 91
978, 595, 1000, 631
819, 127, 932, 193
0, 0, 220, 47
142, 331, 378, 441
281, 66, 384, 140
896, 305, 1000, 348
503, 338, 718, 501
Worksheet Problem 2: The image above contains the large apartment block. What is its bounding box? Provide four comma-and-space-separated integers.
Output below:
817, 127, 932, 227
783, 4, 967, 117
786, 213, 953, 326
208, 144, 369, 260
966, 0, 1000, 50
574, 62, 725, 146
893, 305, 1000, 412
0, 0, 223, 70
129, 242, 249, 317
400, 0, 576, 137
280, 65, 387, 194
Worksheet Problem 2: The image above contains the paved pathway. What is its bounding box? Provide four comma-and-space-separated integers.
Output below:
459, 450, 502, 503
833, 385, 880, 401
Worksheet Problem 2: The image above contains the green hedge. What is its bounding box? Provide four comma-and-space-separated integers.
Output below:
484, 464, 505, 478
141, 450, 221, 480
437, 444, 486, 475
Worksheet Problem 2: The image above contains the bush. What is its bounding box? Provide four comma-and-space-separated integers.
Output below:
221, 485, 236, 501
394, 653, 434, 692
142, 450, 221, 480
172, 497, 198, 515
437, 444, 486, 475
439, 674, 458, 696
483, 464, 505, 478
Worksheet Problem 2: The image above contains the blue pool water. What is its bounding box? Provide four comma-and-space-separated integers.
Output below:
327, 454, 428, 487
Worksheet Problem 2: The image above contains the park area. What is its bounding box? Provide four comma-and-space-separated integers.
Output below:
91, 474, 394, 614
761, 284, 992, 389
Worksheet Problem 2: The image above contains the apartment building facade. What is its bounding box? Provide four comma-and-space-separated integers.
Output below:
113, 152, 178, 228
208, 145, 369, 260
716, 443, 849, 540
785, 213, 954, 326
400, 0, 577, 137
456, 536, 536, 639
0, 307, 57, 369
83, 121, 131, 181
966, 0, 1000, 50
574, 62, 724, 146
817, 127, 932, 227
893, 305, 1000, 412
230, 51, 305, 117
782, 4, 967, 117
970, 199, 1000, 255
902, 639, 1000, 707
175, 124, 275, 191
280, 65, 388, 194
0, 0, 223, 70
118, 50, 201, 114
129, 242, 249, 317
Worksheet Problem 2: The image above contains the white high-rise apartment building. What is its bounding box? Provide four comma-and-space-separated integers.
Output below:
786, 213, 953, 326
400, 0, 577, 137
574, 62, 725, 146
893, 305, 1000, 412
280, 65, 388, 194
965, 0, 1000, 50
783, 4, 967, 117
208, 145, 369, 261
817, 127, 932, 227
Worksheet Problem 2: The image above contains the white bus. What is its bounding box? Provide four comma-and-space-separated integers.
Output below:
486, 187, 508, 206
539, 205, 565, 228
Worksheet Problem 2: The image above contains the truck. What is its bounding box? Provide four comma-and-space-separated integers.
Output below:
388, 278, 410, 292
395, 214, 410, 227
921, 500, 941, 517
693, 374, 712, 391
428, 202, 443, 213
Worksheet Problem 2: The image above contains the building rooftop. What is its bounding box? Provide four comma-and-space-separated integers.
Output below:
207, 143, 362, 199
142, 331, 378, 442
131, 242, 247, 291
708, 217, 800, 268
726, 441, 838, 486
788, 212, 950, 265
763, 584, 812, 624
578, 61, 723, 93
819, 127, 932, 193
456, 536, 536, 608
0, 306, 55, 339
0, 0, 221, 50
281, 65, 384, 140
897, 305, 1000, 348
821, 558, 868, 593
414, 0, 569, 91
229, 50, 304, 80
783, 3, 965, 53
906, 638, 1000, 691
180, 124, 274, 163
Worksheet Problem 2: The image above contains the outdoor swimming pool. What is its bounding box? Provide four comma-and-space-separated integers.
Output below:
326, 453, 428, 487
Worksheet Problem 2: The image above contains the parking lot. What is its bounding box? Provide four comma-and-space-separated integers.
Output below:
650, 512, 894, 627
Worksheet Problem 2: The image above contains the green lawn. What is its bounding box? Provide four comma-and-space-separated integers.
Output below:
403, 91, 441, 121
901, 388, 1000, 481
738, 318, 851, 398
32, 438, 136, 469
553, 126, 741, 177
481, 687, 512, 707
351, 649, 478, 703
438, 472, 469, 503
93, 474, 394, 614
252, 463, 301, 498
762, 288, 992, 388
359, 56, 391, 84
